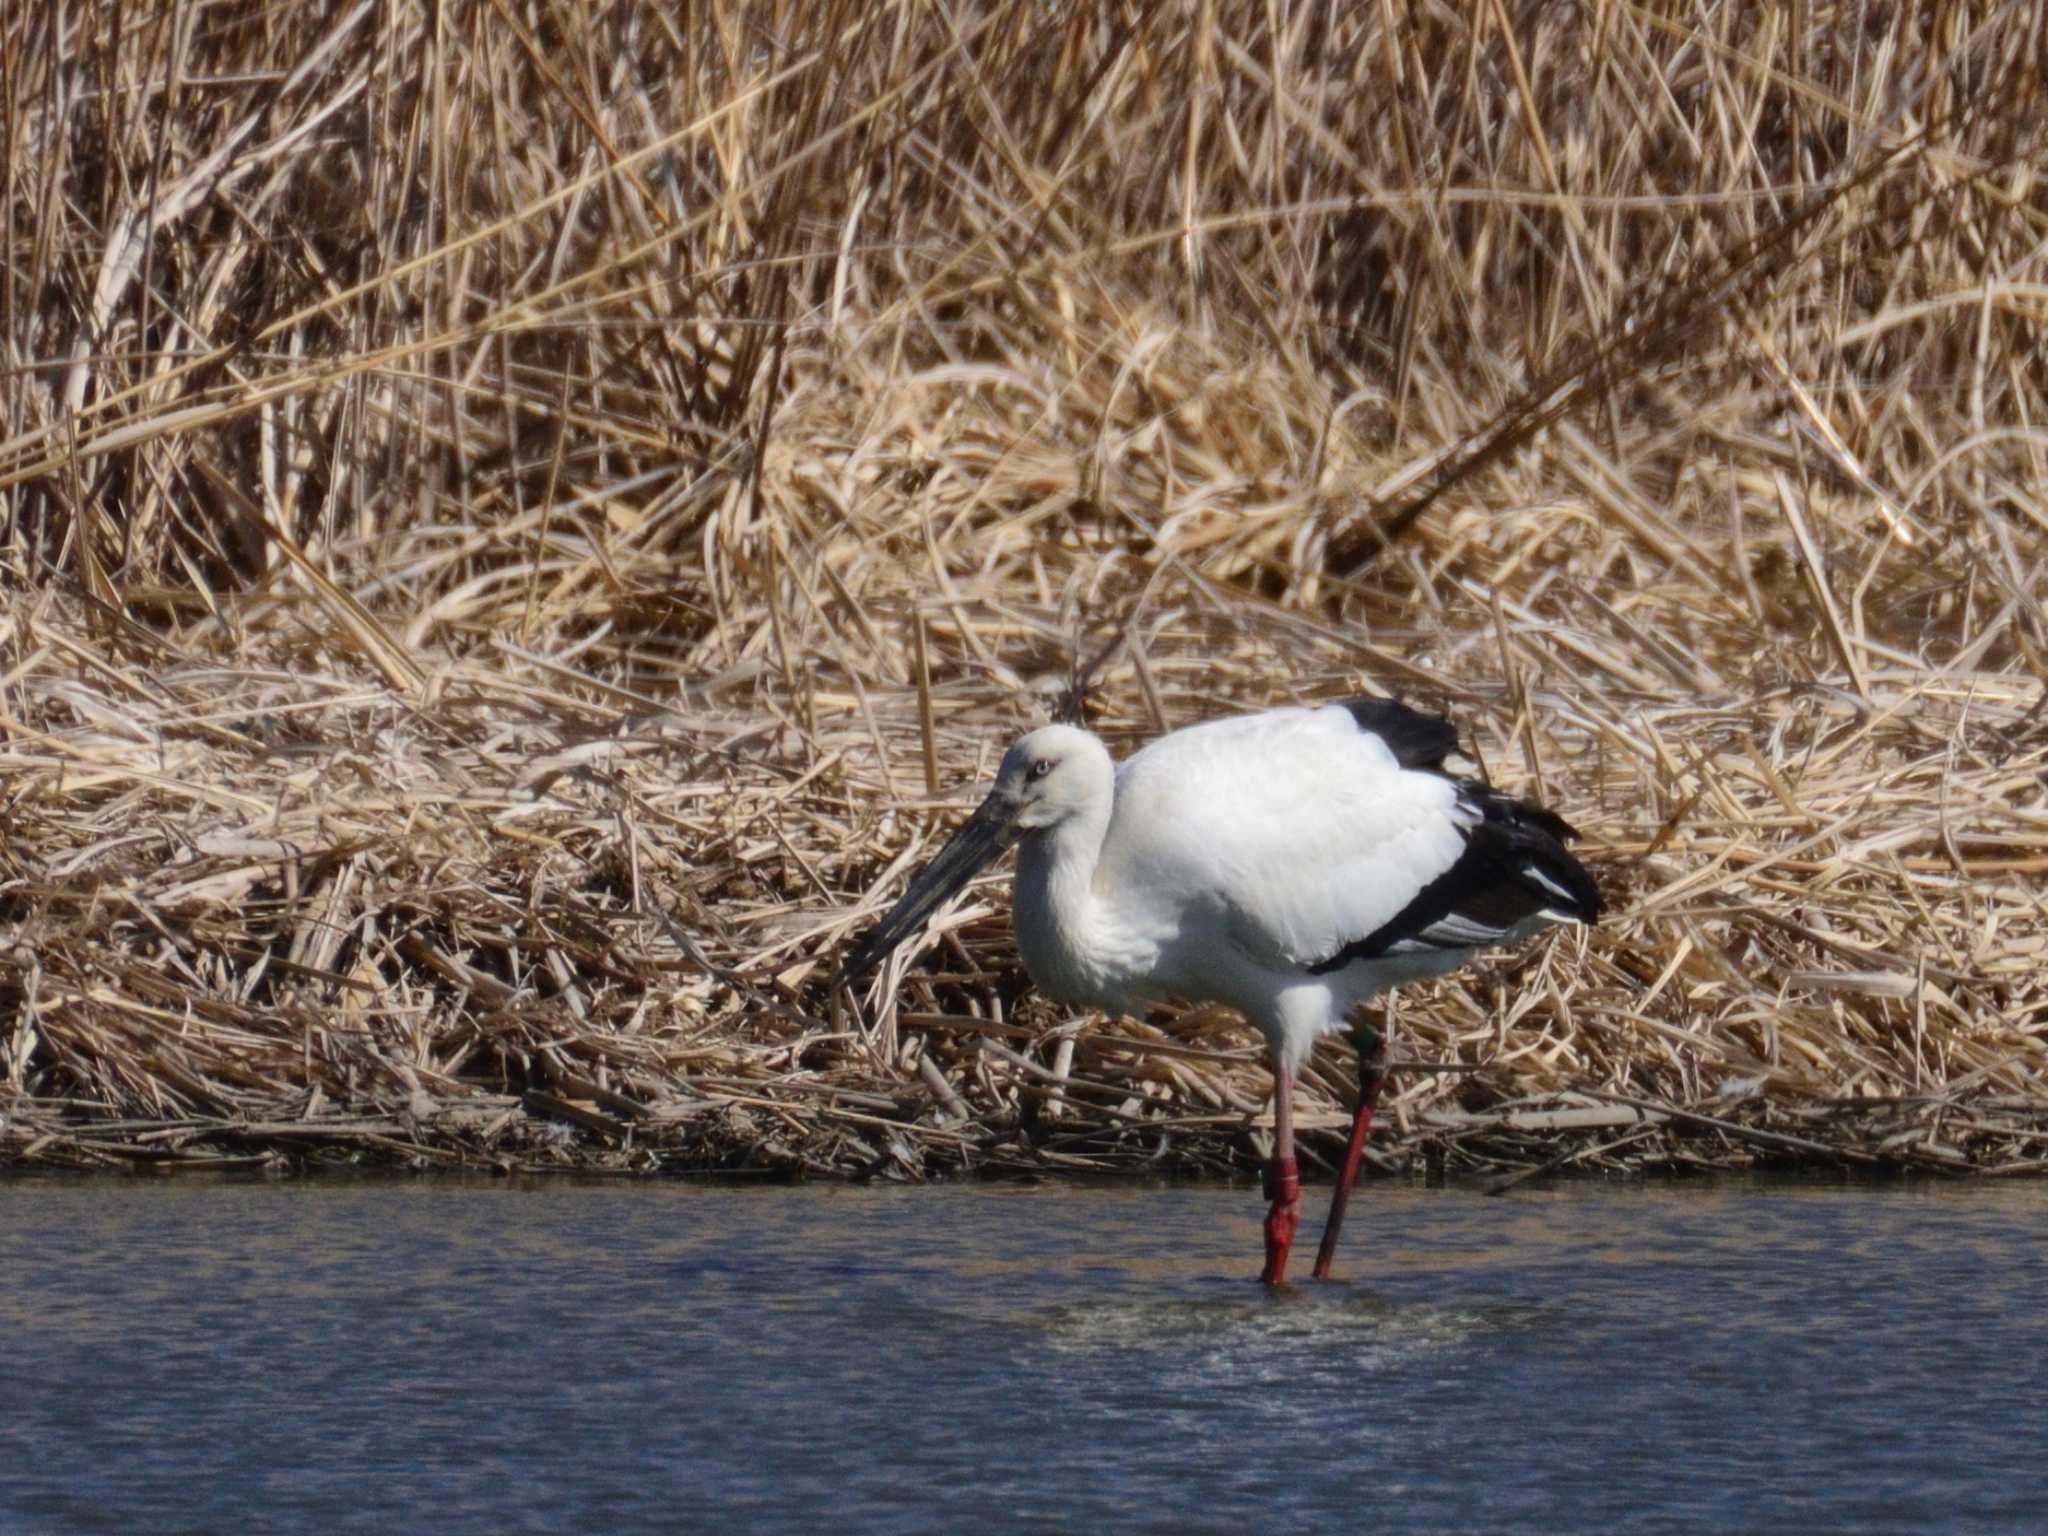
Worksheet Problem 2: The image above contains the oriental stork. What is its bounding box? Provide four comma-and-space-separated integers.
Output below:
840, 698, 1601, 1284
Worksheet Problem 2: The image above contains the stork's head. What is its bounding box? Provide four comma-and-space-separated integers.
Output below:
991, 723, 1112, 834
837, 723, 1112, 986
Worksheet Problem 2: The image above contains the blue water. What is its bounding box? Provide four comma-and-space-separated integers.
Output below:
0, 1176, 2042, 1533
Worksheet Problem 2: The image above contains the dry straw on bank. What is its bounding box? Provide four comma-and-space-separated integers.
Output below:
2, 0, 2044, 1178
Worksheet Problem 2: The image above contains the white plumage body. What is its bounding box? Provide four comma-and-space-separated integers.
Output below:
845, 700, 1598, 1074
1011, 706, 1537, 1068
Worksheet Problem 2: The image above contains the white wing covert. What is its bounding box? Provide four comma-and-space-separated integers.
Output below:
1097, 706, 1470, 973
1098, 702, 1600, 980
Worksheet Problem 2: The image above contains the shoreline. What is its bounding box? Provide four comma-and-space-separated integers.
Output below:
9, 1072, 2042, 1178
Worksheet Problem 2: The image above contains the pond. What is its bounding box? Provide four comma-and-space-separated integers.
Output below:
2, 1174, 2042, 1533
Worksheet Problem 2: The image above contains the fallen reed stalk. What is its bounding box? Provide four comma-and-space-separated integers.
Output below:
2, 0, 2044, 1178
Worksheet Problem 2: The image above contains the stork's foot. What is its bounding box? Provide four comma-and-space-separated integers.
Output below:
1260, 1155, 1301, 1285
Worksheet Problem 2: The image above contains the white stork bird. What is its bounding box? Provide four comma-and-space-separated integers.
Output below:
839, 698, 1601, 1284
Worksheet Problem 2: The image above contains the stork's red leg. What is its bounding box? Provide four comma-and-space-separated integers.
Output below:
1313, 1021, 1388, 1281
1261, 1054, 1301, 1285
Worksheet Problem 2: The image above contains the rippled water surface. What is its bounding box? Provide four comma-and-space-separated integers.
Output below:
2, 1175, 2044, 1533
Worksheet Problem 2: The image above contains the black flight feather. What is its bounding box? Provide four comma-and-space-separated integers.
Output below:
1307, 783, 1602, 975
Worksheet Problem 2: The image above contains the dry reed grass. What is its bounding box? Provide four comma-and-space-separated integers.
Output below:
2, 0, 2044, 1178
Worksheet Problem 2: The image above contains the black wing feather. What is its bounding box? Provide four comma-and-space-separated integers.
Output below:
1336, 697, 1459, 772
1307, 783, 1601, 975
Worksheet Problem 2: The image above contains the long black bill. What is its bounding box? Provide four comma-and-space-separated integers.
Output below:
837, 794, 1016, 989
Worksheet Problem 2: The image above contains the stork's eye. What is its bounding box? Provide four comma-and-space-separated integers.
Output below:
1027, 757, 1054, 781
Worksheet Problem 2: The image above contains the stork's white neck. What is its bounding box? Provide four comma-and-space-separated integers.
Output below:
1012, 794, 1117, 1008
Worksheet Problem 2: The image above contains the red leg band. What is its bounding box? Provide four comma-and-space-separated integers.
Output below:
1261, 1155, 1301, 1285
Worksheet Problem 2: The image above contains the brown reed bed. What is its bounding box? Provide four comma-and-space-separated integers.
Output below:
2, 0, 2045, 1179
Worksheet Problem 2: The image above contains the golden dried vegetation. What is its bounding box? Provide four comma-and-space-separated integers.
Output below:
2, 0, 2044, 1176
